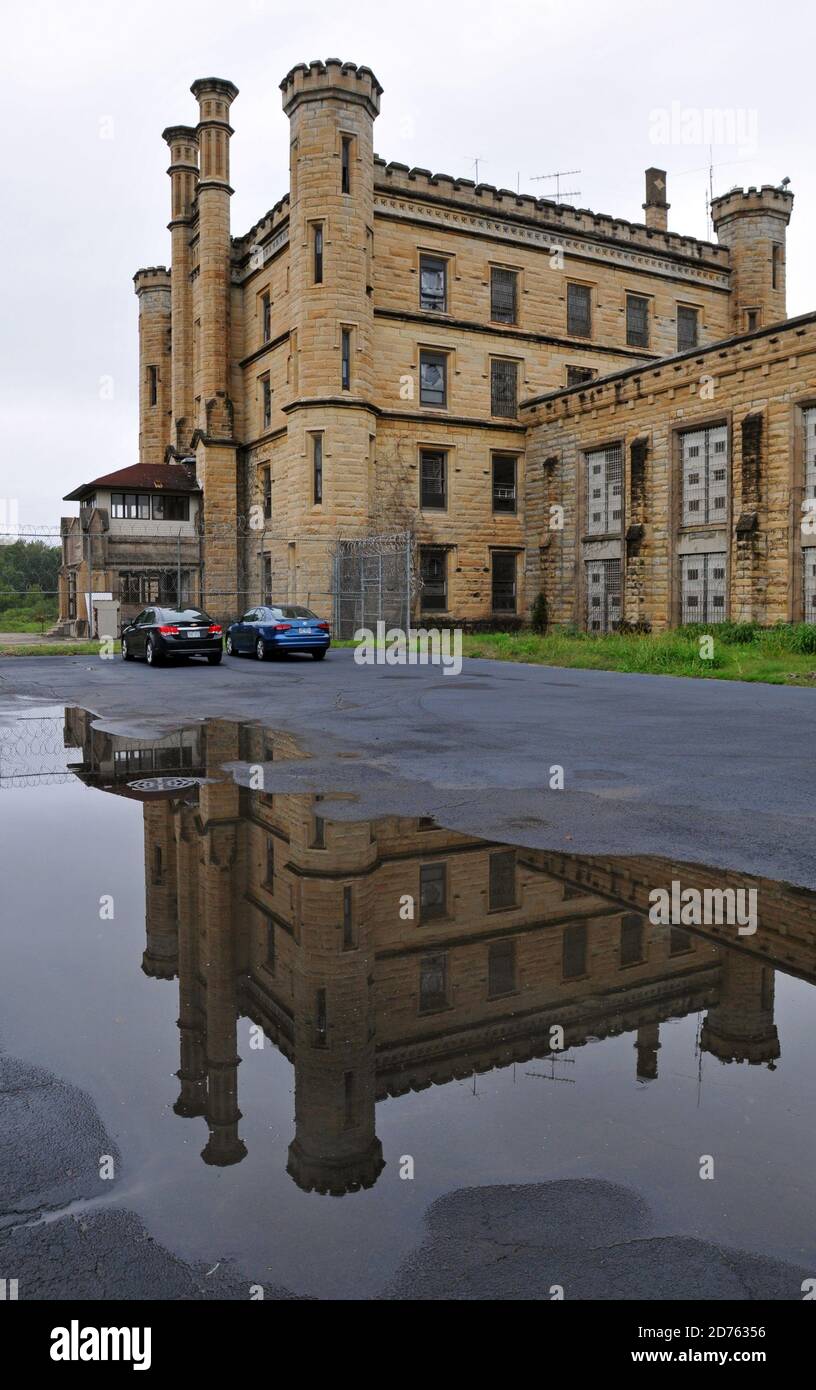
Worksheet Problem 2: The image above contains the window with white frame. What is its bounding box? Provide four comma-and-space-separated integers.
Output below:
586, 445, 623, 534
681, 425, 728, 525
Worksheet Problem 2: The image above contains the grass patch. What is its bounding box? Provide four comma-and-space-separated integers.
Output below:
0, 640, 121, 658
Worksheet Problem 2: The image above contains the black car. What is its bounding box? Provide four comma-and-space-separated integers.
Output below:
121, 606, 223, 666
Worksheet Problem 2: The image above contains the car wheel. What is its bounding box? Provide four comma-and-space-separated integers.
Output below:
226, 634, 236, 656
121, 637, 133, 661
256, 638, 267, 661
145, 638, 163, 667
311, 649, 327, 660
207, 652, 222, 665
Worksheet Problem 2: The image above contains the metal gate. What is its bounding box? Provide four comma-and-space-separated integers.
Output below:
331, 531, 414, 638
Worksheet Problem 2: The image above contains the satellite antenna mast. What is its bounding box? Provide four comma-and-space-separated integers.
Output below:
530, 168, 582, 204
465, 154, 485, 182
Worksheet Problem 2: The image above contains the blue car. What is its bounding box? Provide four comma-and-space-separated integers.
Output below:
225, 605, 331, 661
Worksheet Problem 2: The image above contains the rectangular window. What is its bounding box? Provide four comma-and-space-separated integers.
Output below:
263, 553, 272, 604
804, 408, 816, 505
490, 267, 517, 324
620, 913, 644, 966
261, 375, 272, 430
567, 282, 592, 338
419, 350, 447, 407
151, 495, 189, 521
488, 940, 515, 997
341, 328, 351, 391
586, 558, 622, 634
342, 885, 355, 949
492, 551, 517, 613
681, 425, 728, 525
491, 358, 518, 418
419, 953, 448, 1013
148, 365, 158, 406
680, 553, 726, 624
313, 224, 324, 284
489, 849, 516, 910
261, 466, 272, 520
343, 1071, 355, 1127
420, 862, 447, 920
803, 552, 816, 625
266, 918, 276, 973
419, 255, 447, 312
261, 291, 271, 343
626, 294, 650, 348
563, 922, 588, 979
312, 433, 323, 505
772, 243, 782, 291
670, 926, 693, 956
265, 836, 275, 886
111, 493, 150, 519
315, 988, 327, 1044
492, 454, 517, 514
566, 365, 595, 387
311, 810, 326, 848
746, 308, 759, 332
420, 450, 446, 509
341, 136, 352, 195
677, 304, 699, 351
420, 547, 447, 611
585, 444, 623, 534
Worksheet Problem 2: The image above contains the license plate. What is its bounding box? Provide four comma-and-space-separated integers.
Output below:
186, 629, 202, 638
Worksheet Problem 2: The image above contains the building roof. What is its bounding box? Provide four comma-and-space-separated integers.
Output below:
64, 463, 201, 502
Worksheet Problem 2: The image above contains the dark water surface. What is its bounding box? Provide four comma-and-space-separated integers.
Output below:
1, 706, 815, 1299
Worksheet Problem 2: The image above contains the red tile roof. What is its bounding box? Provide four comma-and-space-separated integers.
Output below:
64, 463, 201, 502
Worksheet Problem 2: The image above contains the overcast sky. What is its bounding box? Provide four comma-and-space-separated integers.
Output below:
2, 0, 813, 530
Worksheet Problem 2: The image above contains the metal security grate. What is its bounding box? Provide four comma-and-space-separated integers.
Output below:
491, 358, 518, 417
677, 304, 699, 350
680, 552, 727, 623
491, 267, 517, 323
419, 255, 446, 312
626, 295, 650, 348
567, 282, 591, 338
681, 425, 728, 525
803, 552, 816, 624
804, 408, 816, 500
585, 558, 621, 633
586, 445, 623, 534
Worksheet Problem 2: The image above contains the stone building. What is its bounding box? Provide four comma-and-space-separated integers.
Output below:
58, 57, 815, 633
61, 712, 810, 1195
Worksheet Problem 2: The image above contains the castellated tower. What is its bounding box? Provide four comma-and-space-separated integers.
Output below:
162, 124, 198, 454
712, 185, 793, 334
133, 267, 172, 466
700, 951, 780, 1066
279, 60, 382, 601
190, 77, 240, 622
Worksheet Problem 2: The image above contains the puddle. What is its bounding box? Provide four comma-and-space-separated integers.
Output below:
1, 706, 815, 1299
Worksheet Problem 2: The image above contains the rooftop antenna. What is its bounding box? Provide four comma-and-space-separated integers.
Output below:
530, 168, 581, 204
465, 154, 485, 182
705, 144, 715, 238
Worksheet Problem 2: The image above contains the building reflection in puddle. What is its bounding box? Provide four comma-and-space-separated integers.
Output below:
60, 709, 812, 1198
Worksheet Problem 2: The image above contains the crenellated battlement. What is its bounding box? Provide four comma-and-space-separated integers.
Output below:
280, 57, 382, 118
711, 183, 793, 228
133, 266, 171, 293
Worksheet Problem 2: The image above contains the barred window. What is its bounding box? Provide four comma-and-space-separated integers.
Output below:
151, 495, 189, 521
420, 547, 447, 611
803, 407, 816, 501
489, 849, 516, 910
563, 922, 588, 979
419, 255, 447, 312
492, 551, 516, 613
419, 953, 448, 1012
312, 433, 323, 505
680, 552, 726, 624
341, 136, 352, 195
566, 365, 595, 387
266, 918, 276, 973
261, 375, 271, 429
491, 358, 518, 417
341, 328, 351, 390
420, 862, 447, 920
567, 282, 592, 337
681, 425, 728, 524
488, 940, 516, 997
626, 294, 650, 348
111, 493, 150, 519
491, 267, 517, 323
677, 304, 699, 351
620, 913, 644, 966
585, 558, 621, 634
148, 365, 158, 405
343, 885, 355, 949
261, 291, 271, 343
261, 466, 272, 520
419, 351, 447, 408
313, 223, 324, 284
420, 450, 446, 509
585, 444, 623, 534
492, 454, 517, 514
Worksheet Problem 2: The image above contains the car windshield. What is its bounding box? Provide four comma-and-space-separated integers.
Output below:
268, 606, 318, 619
160, 609, 210, 623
